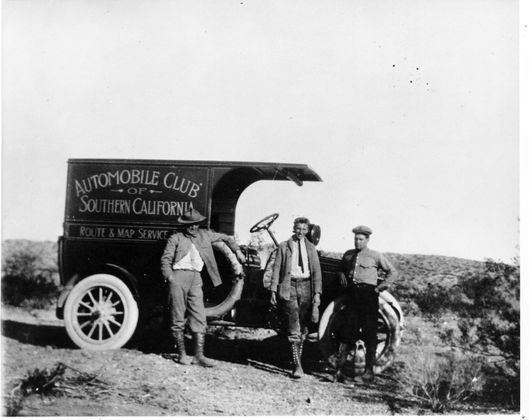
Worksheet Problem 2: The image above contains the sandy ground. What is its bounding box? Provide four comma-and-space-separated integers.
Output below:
1, 306, 422, 416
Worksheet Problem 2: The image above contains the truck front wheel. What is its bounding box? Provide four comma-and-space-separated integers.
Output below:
63, 274, 139, 350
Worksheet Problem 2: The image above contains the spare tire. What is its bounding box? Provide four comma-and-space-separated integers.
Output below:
203, 241, 244, 319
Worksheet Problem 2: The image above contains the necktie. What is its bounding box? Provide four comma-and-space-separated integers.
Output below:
298, 240, 304, 273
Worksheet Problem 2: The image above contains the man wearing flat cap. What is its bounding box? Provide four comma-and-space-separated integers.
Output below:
161, 208, 246, 367
336, 225, 397, 382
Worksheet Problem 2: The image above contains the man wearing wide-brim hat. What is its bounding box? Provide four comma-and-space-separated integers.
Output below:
161, 208, 246, 367
335, 225, 397, 382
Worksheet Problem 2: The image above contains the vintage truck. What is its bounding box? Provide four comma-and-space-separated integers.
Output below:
57, 159, 403, 373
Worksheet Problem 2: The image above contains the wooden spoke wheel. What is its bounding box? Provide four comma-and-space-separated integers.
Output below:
64, 274, 138, 350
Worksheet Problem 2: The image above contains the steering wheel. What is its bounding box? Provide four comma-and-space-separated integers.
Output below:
250, 213, 279, 233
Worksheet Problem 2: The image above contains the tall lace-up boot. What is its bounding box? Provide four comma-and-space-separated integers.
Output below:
291, 342, 304, 379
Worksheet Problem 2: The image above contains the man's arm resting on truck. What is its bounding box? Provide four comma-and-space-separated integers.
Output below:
207, 230, 246, 263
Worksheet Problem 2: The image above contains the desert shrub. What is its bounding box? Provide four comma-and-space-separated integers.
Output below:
413, 281, 459, 316
437, 321, 462, 346
402, 317, 445, 347
402, 322, 425, 346
456, 260, 519, 359
3, 363, 66, 416
400, 300, 421, 316
394, 257, 519, 359
433, 260, 520, 410
1, 240, 60, 309
397, 350, 484, 413
477, 361, 520, 409
4, 362, 115, 416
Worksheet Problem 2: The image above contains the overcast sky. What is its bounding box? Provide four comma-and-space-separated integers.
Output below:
1, 0, 520, 261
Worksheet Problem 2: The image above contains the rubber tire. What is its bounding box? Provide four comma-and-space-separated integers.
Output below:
205, 278, 244, 319
63, 274, 139, 350
204, 242, 244, 319
318, 294, 402, 373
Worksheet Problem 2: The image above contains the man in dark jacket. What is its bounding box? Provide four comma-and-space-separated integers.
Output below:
270, 217, 322, 378
161, 208, 246, 367
336, 225, 397, 381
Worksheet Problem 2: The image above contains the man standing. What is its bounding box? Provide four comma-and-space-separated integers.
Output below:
336, 225, 397, 381
270, 217, 322, 379
161, 208, 246, 367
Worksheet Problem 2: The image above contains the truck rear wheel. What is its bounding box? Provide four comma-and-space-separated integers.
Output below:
63, 274, 139, 350
318, 294, 401, 374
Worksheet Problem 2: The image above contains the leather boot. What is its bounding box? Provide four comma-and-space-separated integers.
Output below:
361, 343, 376, 382
174, 330, 191, 365
192, 333, 217, 368
291, 342, 304, 379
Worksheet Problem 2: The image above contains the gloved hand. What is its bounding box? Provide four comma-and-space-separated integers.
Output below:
338, 272, 348, 288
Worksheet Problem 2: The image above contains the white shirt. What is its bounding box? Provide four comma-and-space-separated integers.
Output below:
173, 243, 204, 272
290, 238, 310, 279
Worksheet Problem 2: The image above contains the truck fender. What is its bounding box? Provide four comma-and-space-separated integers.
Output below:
56, 274, 79, 319
101, 263, 140, 299
56, 264, 140, 319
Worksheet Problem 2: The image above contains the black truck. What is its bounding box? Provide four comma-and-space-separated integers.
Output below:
57, 159, 403, 373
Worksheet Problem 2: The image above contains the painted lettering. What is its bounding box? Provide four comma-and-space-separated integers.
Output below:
132, 198, 193, 216
74, 169, 162, 197
79, 226, 107, 238
78, 196, 131, 214
137, 228, 169, 240
117, 228, 136, 239
162, 172, 201, 198
188, 182, 201, 198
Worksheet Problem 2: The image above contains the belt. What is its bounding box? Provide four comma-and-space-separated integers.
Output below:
291, 277, 311, 282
